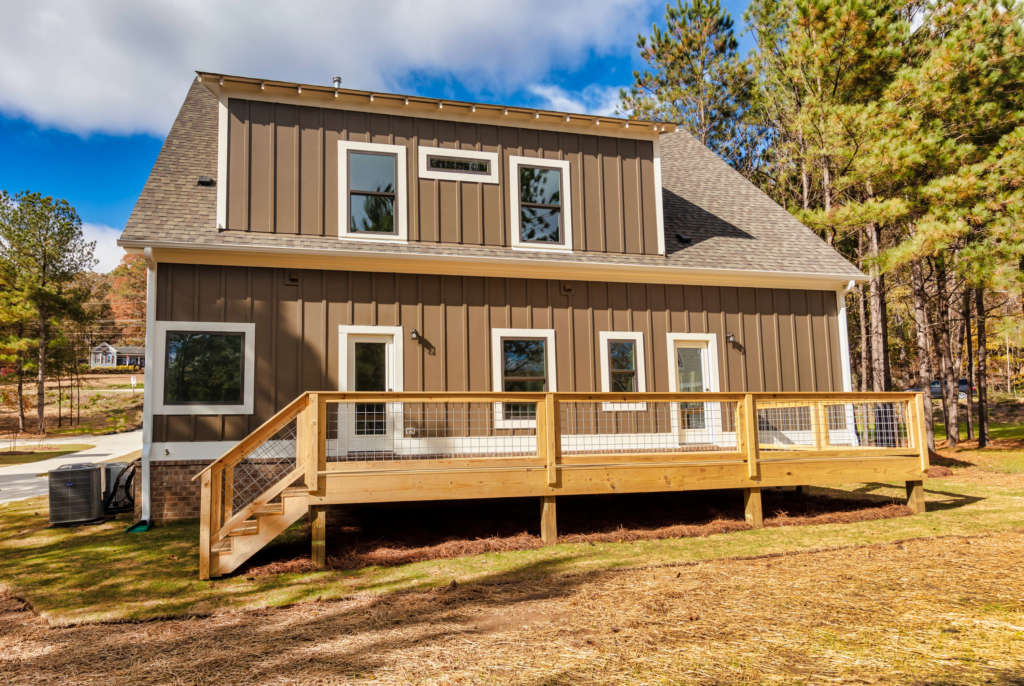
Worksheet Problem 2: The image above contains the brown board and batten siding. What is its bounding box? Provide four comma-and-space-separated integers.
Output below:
152, 264, 843, 443
225, 98, 661, 255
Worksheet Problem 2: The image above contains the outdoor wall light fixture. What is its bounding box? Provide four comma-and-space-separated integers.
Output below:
726, 333, 736, 344
410, 329, 420, 341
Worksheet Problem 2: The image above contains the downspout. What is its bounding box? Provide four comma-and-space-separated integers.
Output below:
837, 281, 859, 446
835, 280, 855, 392
140, 247, 157, 524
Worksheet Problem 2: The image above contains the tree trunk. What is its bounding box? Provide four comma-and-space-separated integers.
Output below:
976, 287, 989, 447
867, 222, 890, 391
56, 371, 62, 428
931, 263, 959, 447
962, 290, 974, 441
911, 260, 934, 450
16, 357, 26, 433
36, 315, 47, 434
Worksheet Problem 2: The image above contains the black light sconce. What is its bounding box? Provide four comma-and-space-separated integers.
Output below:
411, 328, 435, 354
726, 332, 736, 344
410, 328, 420, 341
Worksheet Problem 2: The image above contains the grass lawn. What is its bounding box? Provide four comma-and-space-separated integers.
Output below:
1, 438, 1023, 683
0, 444, 94, 467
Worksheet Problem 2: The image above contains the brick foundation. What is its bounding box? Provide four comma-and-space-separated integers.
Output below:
142, 458, 298, 522
146, 460, 209, 521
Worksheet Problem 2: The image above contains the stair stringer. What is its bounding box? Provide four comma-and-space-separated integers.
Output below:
212, 492, 310, 577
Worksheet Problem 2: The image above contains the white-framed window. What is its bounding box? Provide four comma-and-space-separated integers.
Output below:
598, 331, 647, 411
509, 155, 573, 251
152, 321, 256, 415
418, 146, 499, 183
338, 140, 408, 242
490, 327, 557, 428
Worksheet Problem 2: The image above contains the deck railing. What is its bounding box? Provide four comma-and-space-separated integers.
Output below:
195, 391, 930, 577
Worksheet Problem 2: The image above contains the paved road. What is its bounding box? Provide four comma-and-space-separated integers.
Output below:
0, 430, 142, 504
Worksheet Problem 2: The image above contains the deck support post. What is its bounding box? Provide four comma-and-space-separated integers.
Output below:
744, 487, 763, 528
540, 496, 557, 544
310, 505, 328, 568
905, 480, 925, 514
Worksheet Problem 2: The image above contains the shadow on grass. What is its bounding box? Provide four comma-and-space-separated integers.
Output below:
853, 482, 983, 513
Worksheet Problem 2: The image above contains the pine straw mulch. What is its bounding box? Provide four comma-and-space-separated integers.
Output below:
243, 489, 910, 576
3, 531, 1023, 685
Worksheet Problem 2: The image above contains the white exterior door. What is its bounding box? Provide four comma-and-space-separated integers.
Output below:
338, 326, 403, 454
667, 334, 723, 445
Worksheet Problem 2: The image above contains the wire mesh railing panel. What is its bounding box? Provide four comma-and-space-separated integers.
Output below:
559, 400, 739, 454
755, 399, 911, 450
228, 417, 299, 511
324, 401, 538, 461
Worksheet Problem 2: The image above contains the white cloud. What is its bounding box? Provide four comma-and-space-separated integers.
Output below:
527, 83, 625, 117
0, 1, 652, 136
81, 223, 125, 273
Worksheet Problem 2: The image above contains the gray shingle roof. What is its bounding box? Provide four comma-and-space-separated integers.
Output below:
120, 81, 863, 282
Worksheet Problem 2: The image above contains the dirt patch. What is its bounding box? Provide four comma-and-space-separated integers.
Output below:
244, 489, 909, 576
2, 533, 1022, 684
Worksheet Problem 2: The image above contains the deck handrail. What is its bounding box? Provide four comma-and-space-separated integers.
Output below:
195, 390, 930, 579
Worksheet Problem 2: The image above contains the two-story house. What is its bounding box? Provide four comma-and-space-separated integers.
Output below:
120, 72, 871, 530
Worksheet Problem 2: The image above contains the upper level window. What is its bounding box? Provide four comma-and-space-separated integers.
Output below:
418, 146, 499, 183
509, 156, 573, 252
598, 331, 647, 411
152, 321, 255, 415
338, 141, 408, 242
348, 152, 396, 234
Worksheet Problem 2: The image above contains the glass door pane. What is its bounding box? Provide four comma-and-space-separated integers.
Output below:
354, 341, 387, 435
676, 344, 706, 429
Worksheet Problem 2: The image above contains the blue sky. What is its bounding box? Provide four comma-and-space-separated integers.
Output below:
0, 1, 751, 272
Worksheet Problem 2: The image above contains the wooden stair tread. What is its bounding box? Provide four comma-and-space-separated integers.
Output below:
252, 503, 284, 516
211, 539, 232, 553
228, 521, 259, 536
282, 487, 309, 497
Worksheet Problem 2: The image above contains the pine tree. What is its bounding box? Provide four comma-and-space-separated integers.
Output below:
0, 191, 96, 433
619, 0, 760, 171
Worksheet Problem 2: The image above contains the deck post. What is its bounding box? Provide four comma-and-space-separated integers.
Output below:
540, 394, 561, 486
310, 505, 328, 568
744, 487, 763, 528
905, 480, 925, 514
198, 472, 212, 580
540, 496, 557, 544
741, 394, 760, 479
913, 393, 931, 474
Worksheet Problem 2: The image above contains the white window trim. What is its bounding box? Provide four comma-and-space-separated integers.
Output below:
338, 140, 408, 243
152, 320, 256, 415
418, 145, 499, 183
508, 155, 573, 252
336, 325, 405, 392
491, 327, 557, 428
598, 331, 647, 411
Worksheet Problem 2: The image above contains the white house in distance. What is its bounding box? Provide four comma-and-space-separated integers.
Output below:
90, 342, 146, 369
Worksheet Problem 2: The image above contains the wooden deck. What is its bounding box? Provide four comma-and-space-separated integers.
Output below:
194, 391, 930, 579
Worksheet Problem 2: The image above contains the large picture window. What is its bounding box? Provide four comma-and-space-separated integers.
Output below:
338, 141, 408, 241
509, 156, 572, 251
164, 332, 244, 405
490, 328, 557, 427
153, 321, 255, 415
